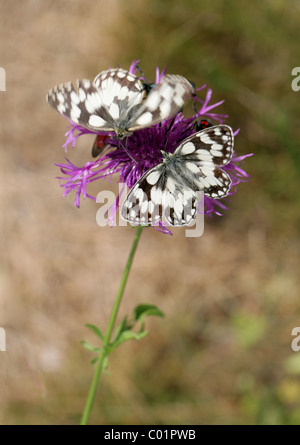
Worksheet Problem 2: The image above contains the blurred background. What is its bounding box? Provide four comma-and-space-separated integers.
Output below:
1, 0, 300, 425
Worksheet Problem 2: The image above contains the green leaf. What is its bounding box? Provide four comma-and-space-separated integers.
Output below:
133, 304, 164, 323
113, 316, 130, 342
113, 330, 149, 348
109, 304, 164, 349
85, 324, 104, 341
81, 340, 101, 353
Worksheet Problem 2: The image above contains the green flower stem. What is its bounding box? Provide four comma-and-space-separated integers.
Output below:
80, 225, 144, 425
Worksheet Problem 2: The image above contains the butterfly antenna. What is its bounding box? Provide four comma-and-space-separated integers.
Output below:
192, 100, 201, 127
135, 64, 145, 80
163, 115, 177, 152
192, 101, 214, 132
135, 64, 155, 96
192, 99, 198, 115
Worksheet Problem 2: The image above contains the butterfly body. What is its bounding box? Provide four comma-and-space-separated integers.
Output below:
91, 73, 156, 157
121, 125, 234, 227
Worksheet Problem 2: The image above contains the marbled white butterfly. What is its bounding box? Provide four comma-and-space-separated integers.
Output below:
47, 68, 194, 140
121, 125, 234, 227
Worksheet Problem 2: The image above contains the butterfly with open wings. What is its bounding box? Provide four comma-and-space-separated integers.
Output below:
121, 125, 234, 227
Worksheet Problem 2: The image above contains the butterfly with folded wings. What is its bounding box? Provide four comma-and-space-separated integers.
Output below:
121, 125, 234, 227
47, 68, 194, 146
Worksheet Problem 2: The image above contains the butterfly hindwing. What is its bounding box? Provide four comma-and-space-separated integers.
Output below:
121, 164, 166, 225
121, 159, 198, 227
162, 183, 198, 226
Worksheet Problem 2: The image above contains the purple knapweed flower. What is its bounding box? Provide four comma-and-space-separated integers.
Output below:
49, 61, 252, 231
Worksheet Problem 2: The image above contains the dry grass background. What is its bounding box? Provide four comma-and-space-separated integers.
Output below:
1, 0, 300, 425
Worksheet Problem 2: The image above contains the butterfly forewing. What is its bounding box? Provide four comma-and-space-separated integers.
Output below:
173, 125, 234, 199
121, 164, 166, 225
129, 74, 194, 130
47, 79, 114, 131
176, 125, 234, 166
47, 69, 145, 134
93, 69, 145, 127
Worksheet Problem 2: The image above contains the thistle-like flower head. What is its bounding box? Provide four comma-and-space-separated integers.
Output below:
49, 61, 252, 230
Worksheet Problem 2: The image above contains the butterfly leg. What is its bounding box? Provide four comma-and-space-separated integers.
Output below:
118, 136, 138, 164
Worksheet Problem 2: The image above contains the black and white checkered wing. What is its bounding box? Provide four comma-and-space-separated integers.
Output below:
121, 163, 198, 227
161, 185, 198, 226
47, 68, 144, 132
128, 75, 194, 131
121, 164, 166, 226
93, 69, 145, 128
174, 125, 234, 199
121, 125, 234, 227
